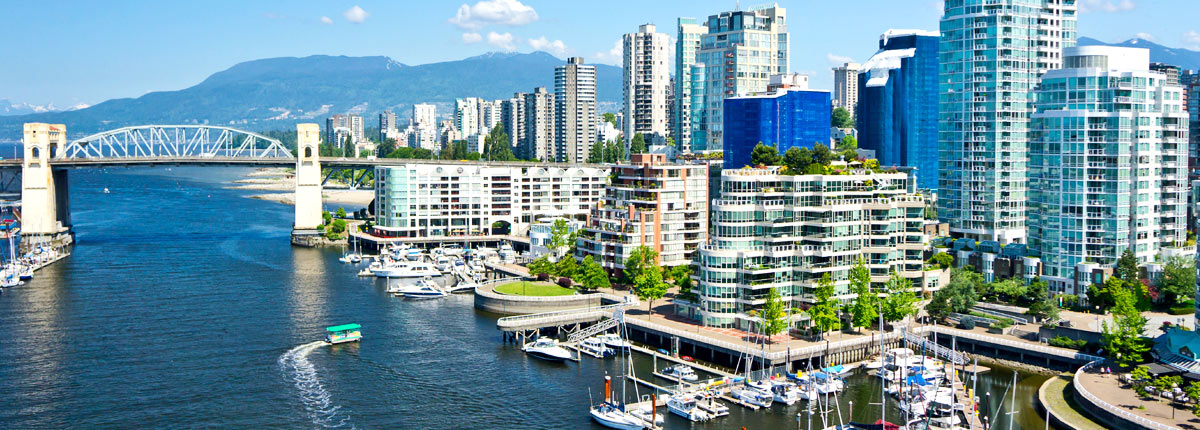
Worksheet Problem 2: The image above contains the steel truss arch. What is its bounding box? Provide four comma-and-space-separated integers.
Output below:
62, 125, 293, 160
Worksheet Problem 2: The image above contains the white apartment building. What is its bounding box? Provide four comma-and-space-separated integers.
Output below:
523, 87, 556, 161
413, 103, 436, 129
555, 57, 597, 163
372, 162, 609, 238
326, 113, 365, 147
686, 165, 929, 329
455, 98, 481, 140
623, 24, 671, 141
674, 18, 707, 152
832, 62, 861, 112
1030, 46, 1191, 295
938, 0, 1077, 243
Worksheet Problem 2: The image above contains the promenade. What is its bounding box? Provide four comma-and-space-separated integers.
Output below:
1076, 366, 1197, 429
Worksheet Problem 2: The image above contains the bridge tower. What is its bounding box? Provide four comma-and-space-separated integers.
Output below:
21, 123, 71, 237
292, 123, 323, 242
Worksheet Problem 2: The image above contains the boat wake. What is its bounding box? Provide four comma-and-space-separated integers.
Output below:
279, 341, 357, 429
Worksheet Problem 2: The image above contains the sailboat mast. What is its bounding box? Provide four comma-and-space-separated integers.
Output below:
879, 296, 885, 424
1008, 371, 1016, 430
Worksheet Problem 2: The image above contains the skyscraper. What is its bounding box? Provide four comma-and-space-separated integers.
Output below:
454, 98, 481, 139
523, 87, 556, 161
378, 110, 396, 143
832, 62, 861, 112
555, 57, 597, 163
722, 74, 830, 169
674, 18, 707, 152
412, 103, 436, 129
697, 5, 789, 152
622, 24, 671, 142
501, 94, 526, 148
1029, 46, 1188, 295
325, 113, 364, 147
938, 0, 1077, 243
856, 30, 940, 190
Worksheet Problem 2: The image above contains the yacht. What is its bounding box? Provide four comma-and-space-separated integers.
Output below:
684, 390, 729, 418
447, 279, 478, 294
730, 383, 773, 408
0, 273, 22, 288
522, 337, 573, 362
660, 364, 699, 382
372, 261, 440, 278
498, 243, 516, 264
579, 337, 614, 358
666, 394, 712, 422
440, 244, 464, 257
595, 333, 632, 351
590, 402, 649, 430
401, 279, 448, 299
764, 379, 802, 405
468, 259, 485, 273
434, 256, 453, 272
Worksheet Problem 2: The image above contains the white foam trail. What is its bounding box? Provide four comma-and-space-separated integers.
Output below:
279, 341, 357, 429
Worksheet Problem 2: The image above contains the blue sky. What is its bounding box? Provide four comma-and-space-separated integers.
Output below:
1, 0, 1197, 107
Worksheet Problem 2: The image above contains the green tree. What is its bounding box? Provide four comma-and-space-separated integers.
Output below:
1087, 276, 1123, 311
625, 246, 667, 317
602, 112, 617, 128
812, 143, 835, 166
668, 265, 695, 298
1101, 284, 1150, 367
322, 210, 332, 225
782, 146, 812, 175
990, 278, 1027, 303
482, 125, 515, 161
336, 207, 347, 218
882, 271, 918, 323
848, 258, 877, 331
749, 143, 782, 167
761, 287, 788, 343
1024, 277, 1060, 321
378, 138, 397, 157
604, 137, 626, 163
666, 137, 675, 147
1116, 248, 1140, 286
831, 107, 853, 128
928, 253, 954, 269
1158, 256, 1195, 305
926, 289, 951, 321
555, 255, 578, 279
580, 256, 610, 291
527, 256, 555, 277
808, 274, 841, 339
548, 218, 576, 259
836, 134, 857, 151
586, 139, 605, 163
944, 267, 981, 313
630, 132, 647, 154
386, 146, 414, 159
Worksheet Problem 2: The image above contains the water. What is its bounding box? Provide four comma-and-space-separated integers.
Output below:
0, 166, 1052, 429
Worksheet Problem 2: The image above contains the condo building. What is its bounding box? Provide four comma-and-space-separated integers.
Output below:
623, 24, 671, 142
722, 74, 831, 169
555, 57, 597, 163
832, 62, 861, 112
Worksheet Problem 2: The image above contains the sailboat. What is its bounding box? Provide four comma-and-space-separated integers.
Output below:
589, 310, 659, 429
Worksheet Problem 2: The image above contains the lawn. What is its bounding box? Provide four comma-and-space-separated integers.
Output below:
493, 281, 575, 297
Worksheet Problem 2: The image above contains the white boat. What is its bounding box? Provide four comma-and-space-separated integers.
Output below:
499, 243, 516, 264
434, 256, 453, 272
522, 337, 573, 362
629, 406, 663, 427
684, 391, 729, 417
730, 384, 774, 408
596, 333, 632, 351
372, 261, 440, 278
865, 359, 884, 370
666, 394, 712, 422
401, 280, 448, 299
17, 265, 32, 280
590, 402, 649, 430
660, 364, 698, 382
0, 274, 22, 288
764, 379, 802, 405
468, 260, 485, 273
579, 337, 614, 358
103, 187, 110, 194
447, 279, 478, 294
440, 244, 464, 256
405, 248, 421, 261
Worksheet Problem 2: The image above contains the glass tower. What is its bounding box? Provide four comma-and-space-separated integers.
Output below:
675, 18, 707, 152
938, 0, 1077, 243
722, 88, 831, 170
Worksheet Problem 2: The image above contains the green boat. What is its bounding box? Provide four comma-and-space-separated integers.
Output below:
325, 324, 362, 344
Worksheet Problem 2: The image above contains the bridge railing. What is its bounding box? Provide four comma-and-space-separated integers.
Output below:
1074, 360, 1181, 430
63, 125, 293, 160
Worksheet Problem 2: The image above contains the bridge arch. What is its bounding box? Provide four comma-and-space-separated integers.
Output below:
62, 125, 293, 160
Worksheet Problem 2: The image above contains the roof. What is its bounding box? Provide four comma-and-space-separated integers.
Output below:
1161, 328, 1200, 360
326, 324, 361, 332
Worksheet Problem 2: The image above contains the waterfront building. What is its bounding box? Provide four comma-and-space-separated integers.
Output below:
722, 74, 831, 169
938, 0, 1077, 243
523, 87, 556, 161
576, 153, 708, 271
623, 24, 670, 142
372, 162, 609, 238
1029, 46, 1190, 296
832, 62, 861, 112
555, 57, 597, 163
696, 5, 789, 152
856, 30, 940, 191
326, 113, 365, 147
674, 18, 707, 152
684, 164, 930, 329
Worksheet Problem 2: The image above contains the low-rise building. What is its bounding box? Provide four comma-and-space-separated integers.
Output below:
530, 217, 584, 258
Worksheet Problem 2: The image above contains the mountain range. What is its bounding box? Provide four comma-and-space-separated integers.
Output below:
0, 99, 89, 117
1078, 36, 1200, 70
0, 51, 621, 141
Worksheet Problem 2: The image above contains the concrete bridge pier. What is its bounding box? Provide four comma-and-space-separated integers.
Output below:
20, 123, 73, 249
290, 123, 324, 246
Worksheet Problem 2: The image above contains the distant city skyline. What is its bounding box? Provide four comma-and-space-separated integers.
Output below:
0, 0, 1196, 107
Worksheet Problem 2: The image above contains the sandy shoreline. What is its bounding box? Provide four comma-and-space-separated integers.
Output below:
231, 168, 375, 208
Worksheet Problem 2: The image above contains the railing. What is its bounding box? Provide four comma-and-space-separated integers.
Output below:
623, 317, 906, 362
930, 326, 1103, 362
496, 303, 630, 330
904, 329, 967, 365
1074, 360, 1181, 430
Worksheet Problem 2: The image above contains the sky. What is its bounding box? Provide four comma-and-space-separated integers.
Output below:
1, 0, 1198, 108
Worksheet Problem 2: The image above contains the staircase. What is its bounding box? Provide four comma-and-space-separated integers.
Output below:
566, 309, 622, 343
904, 330, 967, 365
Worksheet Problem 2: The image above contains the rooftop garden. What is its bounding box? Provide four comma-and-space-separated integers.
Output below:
746, 142, 899, 175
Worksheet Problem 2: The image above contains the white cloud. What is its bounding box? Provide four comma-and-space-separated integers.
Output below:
342, 6, 368, 23
487, 31, 516, 51
591, 39, 622, 66
1133, 32, 1156, 42
1184, 30, 1200, 50
320, 16, 334, 25
462, 32, 483, 43
1078, 0, 1135, 13
826, 53, 856, 66
449, 0, 538, 30
528, 36, 569, 57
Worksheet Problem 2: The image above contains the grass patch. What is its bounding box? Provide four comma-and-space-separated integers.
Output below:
494, 281, 575, 297
1042, 376, 1108, 430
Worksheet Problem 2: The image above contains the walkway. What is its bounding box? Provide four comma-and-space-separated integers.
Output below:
1076, 365, 1194, 429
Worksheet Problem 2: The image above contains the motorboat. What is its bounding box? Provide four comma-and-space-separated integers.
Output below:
0, 274, 22, 288
522, 337, 573, 362
684, 390, 729, 418
434, 256, 453, 272
666, 393, 712, 422
579, 337, 614, 358
590, 402, 649, 430
629, 405, 663, 427
468, 260, 485, 273
338, 253, 362, 264
372, 261, 440, 278
499, 243, 516, 264
440, 244, 464, 257
595, 333, 632, 351
447, 279, 478, 294
324, 324, 362, 344
660, 364, 698, 381
763, 379, 802, 405
401, 279, 448, 299
823, 363, 857, 376
730, 382, 773, 408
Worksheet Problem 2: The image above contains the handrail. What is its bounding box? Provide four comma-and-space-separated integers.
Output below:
496, 303, 629, 325
904, 330, 967, 365
1074, 360, 1181, 430
928, 326, 1103, 362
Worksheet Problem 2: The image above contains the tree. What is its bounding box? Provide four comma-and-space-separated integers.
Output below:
378, 138, 397, 157
555, 255, 578, 279
808, 274, 841, 339
990, 278, 1027, 303
602, 112, 617, 128
761, 287, 788, 342
482, 125, 515, 161
322, 210, 332, 225
1087, 276, 1123, 310
527, 256, 555, 277
782, 147, 812, 175
927, 253, 954, 269
666, 137, 675, 148
1158, 256, 1195, 305
831, 107, 853, 128
1116, 248, 1140, 287
943, 267, 981, 313
586, 139, 605, 163
1101, 284, 1150, 367
1024, 277, 1059, 321
335, 207, 347, 218
668, 265, 695, 300
812, 143, 835, 166
749, 143, 781, 167
630, 132, 647, 154
848, 258, 878, 331
836, 134, 858, 151
625, 246, 667, 317
926, 289, 951, 321
604, 137, 626, 163
548, 219, 575, 259
580, 256, 610, 291
882, 271, 918, 323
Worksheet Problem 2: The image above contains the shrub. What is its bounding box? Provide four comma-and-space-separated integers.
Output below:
536, 273, 549, 281
991, 319, 1012, 329
1048, 336, 1088, 350
557, 277, 572, 288
961, 319, 976, 330
1169, 301, 1195, 315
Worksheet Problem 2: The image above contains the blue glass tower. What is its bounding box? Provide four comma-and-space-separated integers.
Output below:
722, 88, 831, 169
856, 30, 939, 190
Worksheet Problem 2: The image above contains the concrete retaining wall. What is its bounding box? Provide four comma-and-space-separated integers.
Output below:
473, 283, 601, 315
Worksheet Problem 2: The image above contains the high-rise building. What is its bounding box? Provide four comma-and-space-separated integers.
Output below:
480, 100, 502, 134
697, 5, 789, 152
523, 87, 556, 161
1029, 46, 1189, 296
1186, 71, 1200, 176
722, 74, 830, 169
623, 24, 671, 143
501, 94, 526, 147
674, 18, 708, 152
685, 165, 929, 329
576, 153, 708, 271
454, 98, 481, 139
379, 111, 397, 143
832, 62, 861, 112
938, 0, 1077, 243
325, 113, 364, 147
412, 103, 436, 129
856, 30, 940, 190
555, 57, 597, 163
1151, 62, 1183, 88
